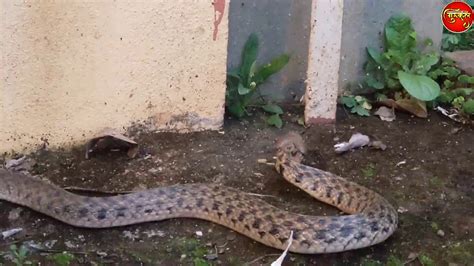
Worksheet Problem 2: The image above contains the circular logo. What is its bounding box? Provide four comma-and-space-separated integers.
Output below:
442, 1, 473, 33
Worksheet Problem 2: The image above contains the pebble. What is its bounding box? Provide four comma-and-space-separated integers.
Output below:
437, 229, 445, 237
205, 254, 218, 260
195, 231, 203, 237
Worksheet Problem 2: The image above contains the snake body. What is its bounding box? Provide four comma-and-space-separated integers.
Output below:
0, 133, 397, 254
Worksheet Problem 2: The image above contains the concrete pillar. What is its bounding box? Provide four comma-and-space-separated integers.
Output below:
304, 0, 344, 124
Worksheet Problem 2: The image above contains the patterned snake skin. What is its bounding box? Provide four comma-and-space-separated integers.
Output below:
0, 132, 397, 254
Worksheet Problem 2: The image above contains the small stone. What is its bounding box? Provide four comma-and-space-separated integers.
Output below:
437, 229, 445, 237
1, 228, 23, 239
148, 168, 159, 174
96, 251, 108, 257
64, 241, 77, 249
397, 207, 408, 213
195, 231, 203, 237
205, 254, 218, 260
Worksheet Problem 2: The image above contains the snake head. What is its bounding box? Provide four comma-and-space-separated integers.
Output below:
275, 132, 306, 173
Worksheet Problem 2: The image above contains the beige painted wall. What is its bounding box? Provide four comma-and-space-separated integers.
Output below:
0, 0, 228, 153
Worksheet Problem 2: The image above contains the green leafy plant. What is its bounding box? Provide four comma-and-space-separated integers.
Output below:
341, 95, 372, 116
442, 28, 474, 51
172, 238, 211, 266
48, 252, 75, 266
364, 15, 440, 102
418, 254, 435, 266
386, 255, 404, 266
430, 58, 474, 115
226, 33, 290, 127
361, 15, 474, 117
9, 245, 32, 266
361, 163, 376, 178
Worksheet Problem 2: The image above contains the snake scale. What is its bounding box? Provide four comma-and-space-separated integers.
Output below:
0, 132, 397, 254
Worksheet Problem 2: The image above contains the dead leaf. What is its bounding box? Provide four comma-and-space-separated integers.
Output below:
85, 128, 138, 159
379, 98, 427, 118
369, 140, 387, 150
374, 106, 396, 122
5, 156, 36, 173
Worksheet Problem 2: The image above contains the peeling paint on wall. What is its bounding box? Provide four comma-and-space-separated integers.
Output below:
213, 0, 226, 40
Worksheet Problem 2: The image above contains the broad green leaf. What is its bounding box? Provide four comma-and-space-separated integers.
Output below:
253, 54, 290, 85
398, 71, 440, 101
247, 61, 257, 86
351, 105, 370, 116
262, 103, 283, 114
458, 74, 474, 84
413, 52, 439, 75
239, 33, 259, 85
366, 75, 385, 89
384, 15, 417, 52
237, 83, 251, 95
341, 96, 356, 108
462, 99, 474, 114
267, 114, 283, 128
453, 87, 474, 96
436, 91, 456, 104
367, 47, 383, 65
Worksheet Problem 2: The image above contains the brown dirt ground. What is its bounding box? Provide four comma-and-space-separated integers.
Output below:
1, 107, 473, 266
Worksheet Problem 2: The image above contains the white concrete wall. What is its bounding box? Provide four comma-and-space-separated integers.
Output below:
0, 0, 228, 153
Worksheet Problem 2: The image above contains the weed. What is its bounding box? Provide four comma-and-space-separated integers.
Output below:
430, 221, 439, 231
226, 33, 289, 127
445, 241, 474, 265
429, 176, 446, 188
171, 237, 211, 266
9, 245, 32, 266
418, 254, 435, 266
47, 252, 75, 266
386, 255, 404, 266
442, 28, 474, 51
341, 95, 372, 116
361, 164, 376, 178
